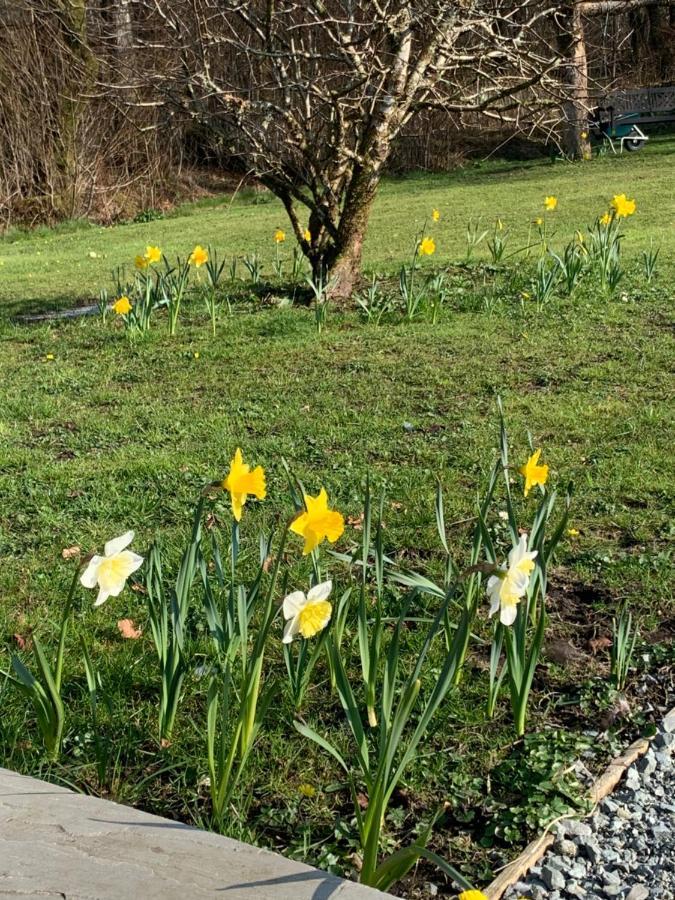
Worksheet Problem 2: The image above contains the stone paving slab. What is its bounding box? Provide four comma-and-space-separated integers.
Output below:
0, 768, 390, 899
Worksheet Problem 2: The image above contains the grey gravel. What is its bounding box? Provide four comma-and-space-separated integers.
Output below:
504, 710, 675, 900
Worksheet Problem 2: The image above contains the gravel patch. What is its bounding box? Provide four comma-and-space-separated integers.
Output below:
504, 713, 675, 900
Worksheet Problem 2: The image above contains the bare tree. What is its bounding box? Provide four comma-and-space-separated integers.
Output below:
125, 1, 563, 297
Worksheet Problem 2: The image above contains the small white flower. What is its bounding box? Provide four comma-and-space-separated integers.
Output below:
80, 531, 144, 607
486, 533, 537, 626
282, 580, 333, 643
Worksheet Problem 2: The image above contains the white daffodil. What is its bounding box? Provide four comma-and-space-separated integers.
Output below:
487, 533, 537, 626
80, 531, 144, 607
282, 580, 333, 643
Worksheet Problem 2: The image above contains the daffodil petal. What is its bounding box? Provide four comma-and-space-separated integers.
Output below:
307, 580, 332, 603
80, 556, 102, 589
283, 591, 307, 619
282, 615, 301, 644
104, 531, 135, 557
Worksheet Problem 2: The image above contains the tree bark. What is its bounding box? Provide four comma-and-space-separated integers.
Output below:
557, 3, 592, 160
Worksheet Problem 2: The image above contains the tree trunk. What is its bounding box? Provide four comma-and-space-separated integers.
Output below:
324, 166, 380, 300
557, 4, 592, 160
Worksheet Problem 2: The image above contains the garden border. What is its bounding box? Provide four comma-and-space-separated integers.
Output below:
484, 707, 675, 900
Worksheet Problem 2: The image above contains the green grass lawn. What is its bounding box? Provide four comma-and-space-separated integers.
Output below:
0, 137, 674, 895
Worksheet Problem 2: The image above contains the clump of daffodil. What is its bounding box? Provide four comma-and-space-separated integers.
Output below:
599, 211, 612, 226
80, 531, 144, 607
112, 295, 132, 315
519, 448, 549, 497
274, 228, 286, 244
544, 195, 558, 211
222, 448, 266, 522
282, 580, 333, 643
432, 208, 441, 222
418, 236, 436, 256
611, 193, 636, 218
290, 488, 344, 555
487, 533, 537, 626
189, 245, 209, 267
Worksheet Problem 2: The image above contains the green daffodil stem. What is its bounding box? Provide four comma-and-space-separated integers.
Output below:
54, 564, 83, 695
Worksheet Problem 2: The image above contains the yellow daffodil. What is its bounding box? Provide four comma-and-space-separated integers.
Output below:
222, 448, 266, 522
581, 131, 588, 140
290, 488, 345, 555
303, 229, 311, 242
610, 193, 636, 218
135, 254, 149, 270
144, 245, 162, 265
45, 353, 55, 361
112, 295, 132, 315
80, 531, 144, 608
487, 534, 537, 626
567, 528, 580, 537
189, 245, 209, 267
519, 448, 549, 497
496, 218, 504, 231
534, 217, 544, 227
575, 230, 585, 244
419, 236, 436, 256
459, 891, 489, 900
544, 195, 558, 211
599, 211, 612, 226
432, 208, 441, 222
193, 351, 200, 359
282, 580, 332, 642
274, 229, 286, 244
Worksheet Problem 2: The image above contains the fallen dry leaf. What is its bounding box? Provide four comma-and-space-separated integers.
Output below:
589, 636, 613, 655
347, 513, 364, 530
13, 633, 28, 650
61, 546, 81, 560
117, 618, 142, 639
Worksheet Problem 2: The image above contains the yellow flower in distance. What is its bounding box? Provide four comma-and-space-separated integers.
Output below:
112, 295, 132, 315
496, 218, 504, 231
534, 217, 544, 227
419, 236, 436, 256
581, 131, 588, 140
519, 448, 549, 497
135, 254, 149, 270
290, 488, 345, 555
144, 245, 162, 265
432, 208, 441, 222
274, 229, 286, 244
80, 531, 144, 608
459, 891, 489, 900
304, 229, 311, 242
599, 211, 612, 227
487, 534, 537, 627
45, 353, 55, 361
611, 193, 636, 218
282, 580, 332, 643
298, 783, 317, 798
222, 448, 266, 522
567, 528, 580, 537
189, 245, 209, 267
544, 196, 558, 211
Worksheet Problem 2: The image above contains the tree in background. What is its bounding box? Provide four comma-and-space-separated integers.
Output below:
130, 0, 562, 297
